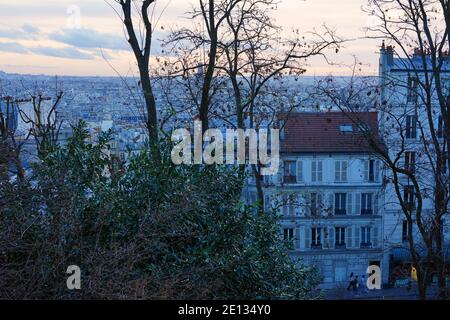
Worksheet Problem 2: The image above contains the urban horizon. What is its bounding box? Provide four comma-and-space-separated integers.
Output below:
1, 0, 450, 309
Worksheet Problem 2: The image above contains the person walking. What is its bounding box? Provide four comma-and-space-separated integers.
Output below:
354, 276, 359, 291
347, 273, 355, 291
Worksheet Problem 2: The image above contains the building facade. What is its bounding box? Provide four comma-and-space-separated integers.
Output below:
246, 112, 387, 288
378, 44, 450, 286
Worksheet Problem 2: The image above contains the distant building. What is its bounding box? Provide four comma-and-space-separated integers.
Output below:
0, 96, 18, 132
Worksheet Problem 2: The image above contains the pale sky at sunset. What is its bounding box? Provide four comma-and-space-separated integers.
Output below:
0, 0, 381, 77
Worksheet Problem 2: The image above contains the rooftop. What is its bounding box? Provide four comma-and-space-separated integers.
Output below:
279, 111, 381, 153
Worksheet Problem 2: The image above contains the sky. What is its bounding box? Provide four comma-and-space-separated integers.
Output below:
0, 0, 382, 77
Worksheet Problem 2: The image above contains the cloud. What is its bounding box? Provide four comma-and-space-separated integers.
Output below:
0, 23, 41, 40
50, 28, 128, 51
21, 23, 40, 35
0, 42, 29, 54
29, 46, 96, 60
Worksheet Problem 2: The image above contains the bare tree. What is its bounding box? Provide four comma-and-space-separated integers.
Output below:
221, 1, 340, 211
18, 92, 63, 158
161, 0, 340, 212
0, 95, 27, 184
115, 0, 159, 145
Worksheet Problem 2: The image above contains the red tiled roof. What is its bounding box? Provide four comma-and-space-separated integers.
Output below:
279, 112, 381, 153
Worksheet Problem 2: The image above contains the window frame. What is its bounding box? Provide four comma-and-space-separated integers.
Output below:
334, 193, 347, 215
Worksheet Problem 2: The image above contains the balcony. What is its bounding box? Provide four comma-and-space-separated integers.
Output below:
334, 209, 347, 216
335, 243, 347, 249
360, 242, 372, 249
311, 243, 322, 250
361, 209, 373, 215
283, 175, 297, 184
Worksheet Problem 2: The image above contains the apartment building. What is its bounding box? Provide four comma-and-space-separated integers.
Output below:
378, 44, 450, 285
246, 112, 386, 288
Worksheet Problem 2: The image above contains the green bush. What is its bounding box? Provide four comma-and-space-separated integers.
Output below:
0, 121, 319, 299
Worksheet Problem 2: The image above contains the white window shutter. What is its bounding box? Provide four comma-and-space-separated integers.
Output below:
297, 160, 303, 182
355, 193, 361, 215
289, 194, 295, 216
282, 195, 288, 216
335, 161, 340, 181
320, 228, 325, 247
293, 194, 300, 216
347, 193, 353, 215
278, 162, 283, 184
305, 227, 311, 249
298, 192, 305, 216
373, 194, 379, 215
342, 161, 348, 181
323, 228, 329, 249
329, 227, 335, 249
363, 160, 369, 181
279, 227, 284, 240
372, 226, 378, 247
328, 193, 334, 215
346, 226, 353, 248
354, 226, 360, 248
294, 227, 300, 250
305, 193, 311, 216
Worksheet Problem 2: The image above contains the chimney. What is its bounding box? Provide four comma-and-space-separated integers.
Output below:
385, 45, 394, 65
413, 47, 424, 58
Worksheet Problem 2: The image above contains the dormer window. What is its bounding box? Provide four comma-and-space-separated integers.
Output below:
339, 124, 353, 134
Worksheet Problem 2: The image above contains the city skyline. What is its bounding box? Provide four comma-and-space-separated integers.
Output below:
0, 0, 380, 77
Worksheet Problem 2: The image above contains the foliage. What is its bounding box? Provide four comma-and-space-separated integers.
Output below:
0, 121, 319, 299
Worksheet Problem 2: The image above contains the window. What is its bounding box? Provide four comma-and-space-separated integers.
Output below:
340, 124, 353, 134
282, 194, 296, 216
402, 220, 410, 242
361, 193, 373, 215
361, 227, 372, 248
369, 160, 375, 182
335, 227, 346, 249
335, 160, 348, 182
283, 160, 297, 183
407, 76, 419, 103
363, 159, 379, 182
311, 227, 322, 249
283, 228, 294, 242
404, 151, 416, 173
334, 193, 347, 215
261, 174, 271, 185
311, 160, 323, 182
406, 115, 417, 139
310, 192, 323, 216
404, 186, 415, 211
